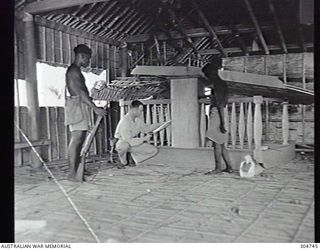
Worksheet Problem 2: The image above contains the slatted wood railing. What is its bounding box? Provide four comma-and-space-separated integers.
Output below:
120, 99, 172, 146
199, 96, 290, 150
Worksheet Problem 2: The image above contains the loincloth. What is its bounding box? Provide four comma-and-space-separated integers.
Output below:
206, 107, 227, 144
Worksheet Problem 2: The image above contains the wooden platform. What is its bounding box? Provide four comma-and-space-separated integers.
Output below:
146, 142, 295, 170
15, 152, 314, 243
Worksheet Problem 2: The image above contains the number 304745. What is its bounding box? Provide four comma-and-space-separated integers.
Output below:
301, 244, 318, 248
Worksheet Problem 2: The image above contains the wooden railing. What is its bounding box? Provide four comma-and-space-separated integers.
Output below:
120, 99, 172, 146
199, 96, 290, 150
120, 97, 290, 149
14, 106, 107, 166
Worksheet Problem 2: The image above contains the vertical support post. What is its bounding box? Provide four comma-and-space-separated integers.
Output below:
146, 104, 151, 125
23, 12, 41, 167
114, 46, 118, 77
247, 101, 253, 150
301, 53, 306, 144
282, 102, 289, 145
119, 99, 125, 119
120, 42, 128, 77
231, 102, 237, 149
200, 103, 206, 147
224, 105, 229, 147
265, 99, 270, 141
163, 41, 167, 65
283, 54, 287, 84
253, 96, 263, 149
46, 107, 52, 161
170, 77, 199, 148
166, 104, 171, 146
152, 105, 158, 146
159, 104, 165, 146
141, 43, 145, 65
106, 44, 110, 84
238, 102, 245, 149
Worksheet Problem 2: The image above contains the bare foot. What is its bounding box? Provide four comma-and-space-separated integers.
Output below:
223, 168, 234, 173
67, 174, 81, 182
204, 169, 222, 175
116, 164, 126, 169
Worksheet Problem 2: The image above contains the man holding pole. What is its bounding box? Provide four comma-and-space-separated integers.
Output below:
65, 44, 107, 181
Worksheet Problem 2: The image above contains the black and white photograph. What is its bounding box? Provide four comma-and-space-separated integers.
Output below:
13, 0, 315, 244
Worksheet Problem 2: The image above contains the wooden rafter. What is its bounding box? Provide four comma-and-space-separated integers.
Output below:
244, 0, 270, 55
298, 26, 307, 52
32, 15, 120, 46
23, 0, 109, 14
192, 0, 227, 57
268, 0, 287, 53
229, 25, 249, 56
125, 24, 274, 43
198, 43, 313, 55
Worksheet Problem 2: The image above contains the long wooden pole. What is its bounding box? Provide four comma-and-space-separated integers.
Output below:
23, 12, 41, 168
244, 0, 270, 55
120, 42, 128, 77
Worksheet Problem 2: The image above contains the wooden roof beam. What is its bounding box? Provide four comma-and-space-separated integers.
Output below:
33, 15, 120, 46
229, 25, 249, 56
198, 43, 313, 55
192, 0, 227, 57
268, 0, 287, 53
23, 0, 109, 14
125, 25, 273, 43
244, 0, 270, 55
298, 26, 307, 52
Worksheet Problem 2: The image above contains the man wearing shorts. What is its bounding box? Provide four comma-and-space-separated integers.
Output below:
65, 44, 107, 181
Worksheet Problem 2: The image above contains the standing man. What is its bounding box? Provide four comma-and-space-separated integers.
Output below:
115, 100, 164, 168
202, 61, 234, 174
65, 44, 107, 181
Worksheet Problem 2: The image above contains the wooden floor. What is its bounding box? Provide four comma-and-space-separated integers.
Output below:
15, 153, 314, 243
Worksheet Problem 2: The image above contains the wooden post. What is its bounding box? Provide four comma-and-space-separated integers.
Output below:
171, 77, 200, 148
163, 41, 167, 65
165, 104, 171, 146
159, 104, 165, 146
200, 103, 206, 147
231, 102, 237, 149
253, 96, 263, 149
146, 104, 151, 125
152, 105, 158, 146
282, 102, 289, 145
265, 99, 270, 141
247, 101, 253, 150
238, 102, 245, 149
119, 99, 125, 118
224, 105, 229, 147
106, 44, 110, 84
141, 43, 145, 65
120, 42, 128, 77
23, 12, 41, 167
283, 54, 287, 84
301, 53, 306, 144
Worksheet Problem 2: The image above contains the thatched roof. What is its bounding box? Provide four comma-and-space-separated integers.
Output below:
15, 0, 313, 64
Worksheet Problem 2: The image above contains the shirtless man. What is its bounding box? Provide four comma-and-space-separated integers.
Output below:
65, 44, 107, 181
202, 61, 234, 174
